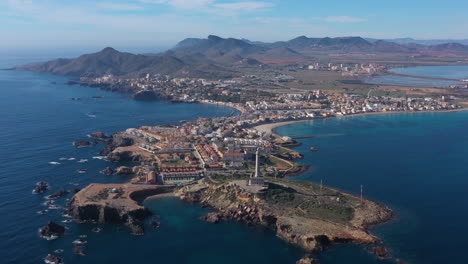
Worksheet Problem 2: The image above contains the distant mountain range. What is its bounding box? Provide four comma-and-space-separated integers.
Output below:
11, 35, 468, 78
365, 37, 468, 46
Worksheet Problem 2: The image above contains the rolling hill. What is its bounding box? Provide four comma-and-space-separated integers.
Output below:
13, 47, 186, 77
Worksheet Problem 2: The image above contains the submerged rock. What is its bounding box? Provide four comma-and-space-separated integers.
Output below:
89, 131, 109, 140
47, 190, 69, 199
150, 218, 160, 229
200, 212, 221, 224
372, 245, 390, 259
73, 245, 86, 256
44, 254, 64, 264
92, 227, 103, 233
39, 221, 65, 240
73, 141, 92, 148
33, 182, 49, 194
100, 167, 115, 176
296, 255, 317, 264
72, 238, 87, 245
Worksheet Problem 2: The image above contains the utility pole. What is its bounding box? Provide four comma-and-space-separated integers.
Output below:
360, 184, 363, 204
320, 179, 323, 195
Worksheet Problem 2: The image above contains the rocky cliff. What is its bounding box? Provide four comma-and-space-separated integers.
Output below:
100, 133, 134, 156
68, 184, 172, 234
99, 132, 145, 162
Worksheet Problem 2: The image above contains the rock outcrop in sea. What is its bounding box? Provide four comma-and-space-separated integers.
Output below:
89, 131, 110, 140
73, 245, 86, 256
39, 221, 65, 240
296, 255, 317, 264
47, 190, 69, 199
100, 167, 115, 176
33, 181, 49, 194
44, 254, 64, 264
73, 140, 92, 148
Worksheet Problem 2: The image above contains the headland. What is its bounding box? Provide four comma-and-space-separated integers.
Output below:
66, 103, 399, 262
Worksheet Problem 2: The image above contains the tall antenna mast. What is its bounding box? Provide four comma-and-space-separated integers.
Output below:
360, 184, 363, 204
320, 179, 323, 195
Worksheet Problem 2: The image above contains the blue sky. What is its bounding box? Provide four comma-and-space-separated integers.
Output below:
1, 0, 468, 51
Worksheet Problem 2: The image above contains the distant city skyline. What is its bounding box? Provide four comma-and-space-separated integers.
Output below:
2, 0, 468, 51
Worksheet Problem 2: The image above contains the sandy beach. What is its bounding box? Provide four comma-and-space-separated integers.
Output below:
254, 120, 314, 136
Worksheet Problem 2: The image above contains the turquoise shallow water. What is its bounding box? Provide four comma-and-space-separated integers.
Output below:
275, 111, 468, 264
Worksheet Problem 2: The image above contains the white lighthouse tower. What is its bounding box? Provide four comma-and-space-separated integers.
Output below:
248, 148, 265, 186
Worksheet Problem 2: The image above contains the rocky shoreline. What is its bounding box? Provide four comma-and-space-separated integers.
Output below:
177, 180, 392, 253
67, 177, 392, 262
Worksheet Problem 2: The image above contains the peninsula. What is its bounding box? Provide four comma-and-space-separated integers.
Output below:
65, 102, 398, 263
69, 126, 393, 262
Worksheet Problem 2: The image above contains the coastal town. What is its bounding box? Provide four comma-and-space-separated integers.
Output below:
77, 65, 464, 189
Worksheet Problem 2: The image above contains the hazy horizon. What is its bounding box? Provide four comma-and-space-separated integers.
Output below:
2, 34, 468, 57
2, 0, 468, 50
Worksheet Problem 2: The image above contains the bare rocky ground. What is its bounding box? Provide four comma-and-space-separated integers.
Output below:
177, 178, 392, 254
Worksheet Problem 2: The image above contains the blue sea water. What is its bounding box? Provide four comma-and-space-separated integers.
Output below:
0, 69, 303, 264
366, 65, 468, 88
276, 111, 468, 264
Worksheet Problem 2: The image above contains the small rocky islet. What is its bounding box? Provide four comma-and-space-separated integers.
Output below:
39, 221, 65, 240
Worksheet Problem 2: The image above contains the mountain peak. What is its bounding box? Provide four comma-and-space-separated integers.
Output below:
291, 36, 309, 41
208, 35, 223, 41
174, 38, 203, 49
100, 47, 118, 53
